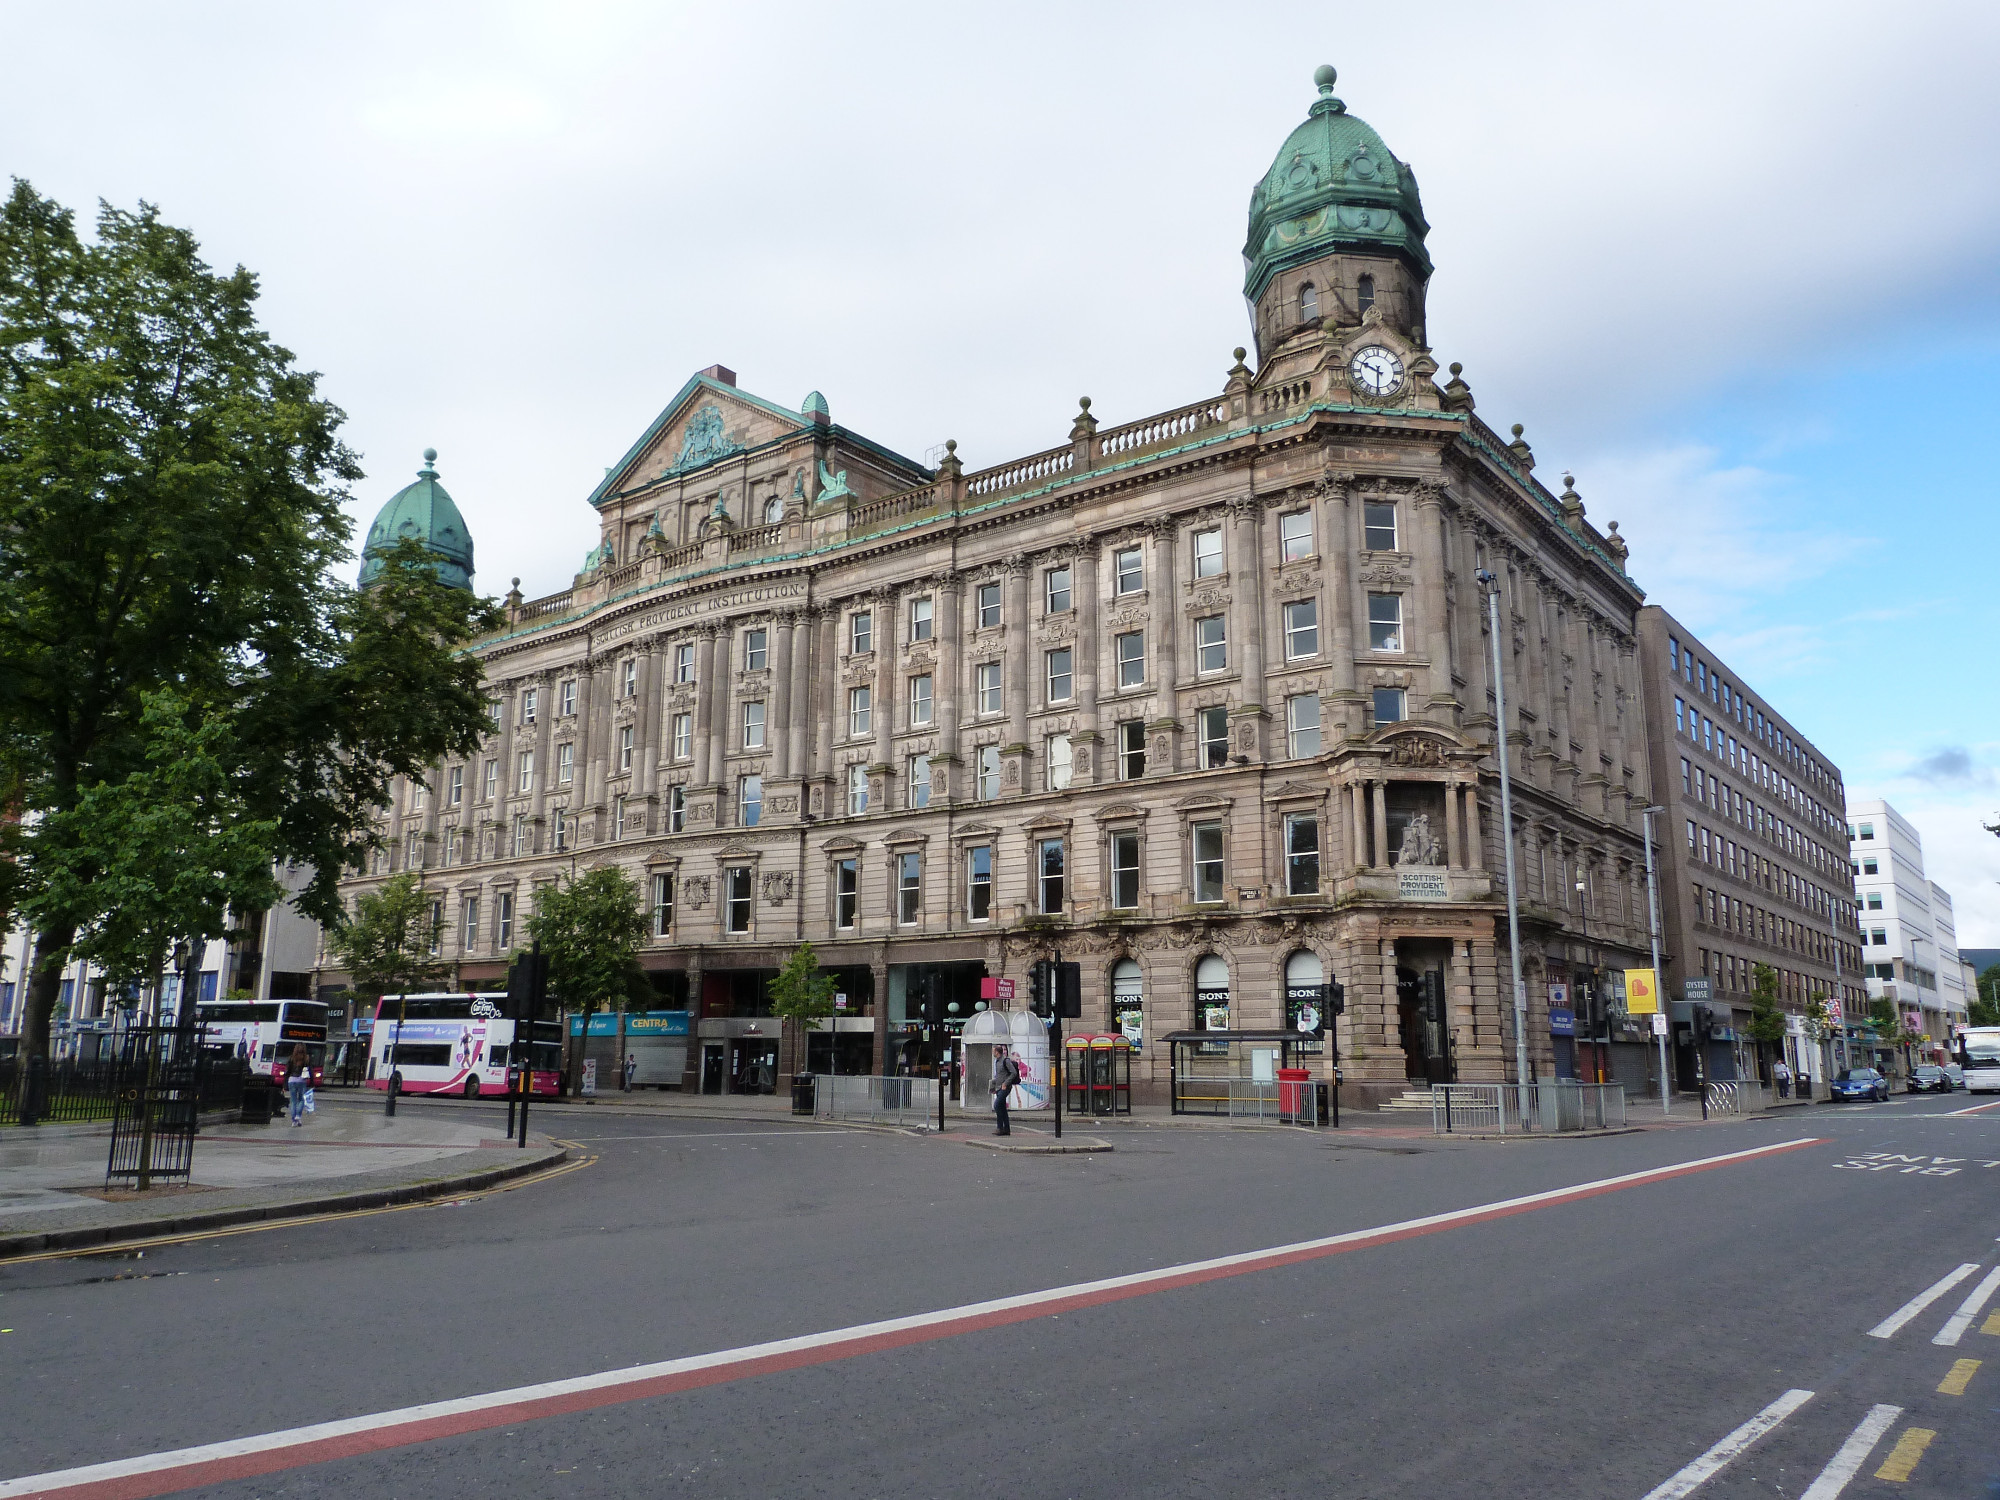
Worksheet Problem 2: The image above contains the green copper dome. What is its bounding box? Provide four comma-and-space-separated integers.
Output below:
1244, 65, 1431, 305
357, 448, 474, 591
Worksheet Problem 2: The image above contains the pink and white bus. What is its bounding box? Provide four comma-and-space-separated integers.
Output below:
363, 993, 562, 1098
196, 1000, 328, 1087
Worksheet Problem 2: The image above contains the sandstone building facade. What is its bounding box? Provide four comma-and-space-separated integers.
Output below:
324, 68, 1661, 1105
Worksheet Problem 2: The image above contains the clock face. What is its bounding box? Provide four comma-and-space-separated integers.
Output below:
1349, 345, 1404, 398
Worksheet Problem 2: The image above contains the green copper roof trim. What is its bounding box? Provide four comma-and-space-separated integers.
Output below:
485, 401, 1634, 651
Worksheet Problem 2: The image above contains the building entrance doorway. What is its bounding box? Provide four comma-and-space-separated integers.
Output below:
1396, 964, 1454, 1084
700, 1043, 726, 1094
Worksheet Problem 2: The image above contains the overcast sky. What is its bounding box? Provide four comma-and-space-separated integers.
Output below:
9, 0, 2000, 942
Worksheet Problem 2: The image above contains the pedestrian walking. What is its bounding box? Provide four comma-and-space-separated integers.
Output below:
622, 1053, 637, 1091
990, 1045, 1022, 1136
1773, 1059, 1791, 1099
287, 1044, 312, 1126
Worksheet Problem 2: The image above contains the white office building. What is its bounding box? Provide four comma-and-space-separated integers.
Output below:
1847, 799, 1969, 1066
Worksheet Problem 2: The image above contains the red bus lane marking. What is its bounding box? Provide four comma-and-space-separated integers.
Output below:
1, 1136, 1825, 1500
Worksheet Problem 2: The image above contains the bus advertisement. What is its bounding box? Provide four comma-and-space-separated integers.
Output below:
194, 1000, 329, 1086
1955, 1026, 2000, 1094
364, 993, 562, 1098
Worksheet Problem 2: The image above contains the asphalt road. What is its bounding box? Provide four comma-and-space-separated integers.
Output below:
3, 1094, 1998, 1499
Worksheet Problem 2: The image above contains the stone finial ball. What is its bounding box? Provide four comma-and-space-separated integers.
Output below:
423, 447, 437, 463
1314, 64, 1337, 89
1079, 396, 1091, 410
1511, 423, 1525, 439
1449, 362, 1463, 376
1233, 347, 1247, 362
945, 438, 957, 453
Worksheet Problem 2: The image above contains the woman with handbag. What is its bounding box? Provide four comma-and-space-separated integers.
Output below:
287, 1044, 312, 1127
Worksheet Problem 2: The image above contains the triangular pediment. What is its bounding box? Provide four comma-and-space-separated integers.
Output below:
1271, 781, 1324, 799
588, 374, 813, 509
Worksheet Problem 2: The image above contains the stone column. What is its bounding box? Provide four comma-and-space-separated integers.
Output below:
1463, 784, 1483, 870
771, 613, 795, 781
1004, 555, 1031, 793
872, 589, 896, 784
1230, 499, 1266, 755
1074, 540, 1101, 747
707, 623, 732, 791
1325, 476, 1359, 738
1350, 781, 1368, 870
812, 607, 838, 815
1372, 780, 1389, 871
693, 625, 719, 789
636, 638, 662, 809
936, 574, 962, 790
870, 956, 890, 1077
1443, 779, 1462, 871
1148, 517, 1180, 766
1412, 481, 1455, 726
528, 674, 553, 835
1455, 516, 1491, 731
790, 607, 815, 780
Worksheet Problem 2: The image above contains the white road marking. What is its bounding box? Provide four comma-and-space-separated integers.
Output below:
1867, 1263, 1978, 1339
1931, 1265, 2000, 1346
1636, 1388, 1812, 1500
565, 1130, 861, 1142
1798, 1403, 1901, 1499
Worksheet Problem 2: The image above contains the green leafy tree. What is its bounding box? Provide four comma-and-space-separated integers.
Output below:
1974, 965, 2000, 1028
0, 182, 497, 1059
1746, 963, 1789, 1048
21, 691, 282, 1012
323, 871, 445, 1007
525, 866, 649, 1089
769, 941, 839, 1076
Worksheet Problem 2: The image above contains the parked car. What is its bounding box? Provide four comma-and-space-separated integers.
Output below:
1909, 1064, 1953, 1094
1944, 1063, 1965, 1090
1829, 1067, 1890, 1102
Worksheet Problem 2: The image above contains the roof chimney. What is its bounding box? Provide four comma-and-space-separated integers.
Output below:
698, 364, 737, 387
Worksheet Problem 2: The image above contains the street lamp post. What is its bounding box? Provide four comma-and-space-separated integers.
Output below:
1476, 570, 1530, 1092
1574, 864, 1602, 1084
1641, 805, 1670, 1117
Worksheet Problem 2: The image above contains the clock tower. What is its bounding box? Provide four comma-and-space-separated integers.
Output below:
1243, 66, 1432, 367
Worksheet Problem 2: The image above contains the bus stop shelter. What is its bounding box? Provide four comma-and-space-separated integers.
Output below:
1164, 1030, 1320, 1117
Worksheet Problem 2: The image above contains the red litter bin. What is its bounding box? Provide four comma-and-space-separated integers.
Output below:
1278, 1067, 1310, 1120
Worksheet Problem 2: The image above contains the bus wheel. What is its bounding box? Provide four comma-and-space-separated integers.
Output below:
463, 1076, 482, 1099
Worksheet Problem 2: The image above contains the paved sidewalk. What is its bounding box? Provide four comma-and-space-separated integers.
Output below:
0, 1097, 566, 1258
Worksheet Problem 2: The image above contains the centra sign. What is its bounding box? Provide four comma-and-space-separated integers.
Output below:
1397, 869, 1449, 902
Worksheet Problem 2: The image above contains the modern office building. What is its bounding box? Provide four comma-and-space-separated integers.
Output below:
1634, 607, 1862, 1090
1848, 800, 1971, 1067
319, 67, 1660, 1106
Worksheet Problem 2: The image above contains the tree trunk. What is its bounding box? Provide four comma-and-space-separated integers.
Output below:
22, 920, 74, 1060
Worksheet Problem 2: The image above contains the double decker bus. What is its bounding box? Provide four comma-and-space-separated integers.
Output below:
363, 993, 563, 1098
194, 1000, 329, 1086
1955, 1026, 2000, 1094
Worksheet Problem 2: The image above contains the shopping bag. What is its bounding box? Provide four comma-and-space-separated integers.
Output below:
304, 1088, 316, 1114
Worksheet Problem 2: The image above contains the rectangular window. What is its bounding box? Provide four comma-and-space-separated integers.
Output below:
977, 583, 1001, 628
909, 597, 933, 642
621, 659, 637, 698
483, 759, 497, 801
908, 754, 930, 809
847, 763, 869, 815
1681, 757, 1691, 794
1285, 813, 1320, 895
448, 765, 464, 807
551, 807, 568, 852
1199, 706, 1229, 769
1047, 732, 1073, 790
462, 895, 480, 949
743, 701, 765, 750
1861, 857, 1878, 875
977, 745, 1000, 801
1115, 547, 1143, 595
409, 778, 426, 813
1687, 818, 1697, 851
1286, 694, 1322, 758
406, 828, 423, 869
1283, 598, 1319, 659
848, 686, 871, 737
559, 679, 576, 717
1367, 593, 1403, 651
744, 630, 767, 672
651, 874, 674, 937
1192, 822, 1225, 903
908, 674, 933, 726
739, 775, 762, 827
1363, 501, 1398, 551
1045, 566, 1072, 614
520, 687, 538, 726
897, 852, 921, 924
511, 813, 528, 857
967, 845, 992, 920
1046, 647, 1074, 703
976, 661, 1003, 714
1870, 927, 1886, 946
488, 700, 503, 732
674, 643, 696, 683
1110, 831, 1141, 910
558, 742, 576, 786
1038, 838, 1066, 914
850, 612, 872, 655
1668, 638, 1680, 674
1116, 630, 1145, 688
516, 750, 534, 794
1279, 510, 1313, 562
496, 891, 513, 949
1675, 697, 1685, 734
672, 713, 692, 761
1195, 615, 1227, 673
668, 785, 685, 833
613, 794, 629, 839
1193, 528, 1223, 578
1857, 822, 1874, 839
1120, 719, 1147, 780
619, 724, 635, 772
726, 867, 752, 933
1372, 687, 1406, 725
836, 859, 858, 929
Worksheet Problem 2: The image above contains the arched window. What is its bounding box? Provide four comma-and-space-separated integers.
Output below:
1357, 275, 1375, 313
1285, 950, 1324, 987
1195, 954, 1230, 1033
1299, 283, 1319, 321
764, 494, 784, 525
1112, 958, 1144, 1046
1285, 950, 1326, 1048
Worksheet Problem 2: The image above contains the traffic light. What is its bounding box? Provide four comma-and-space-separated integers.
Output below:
918, 972, 944, 1028
507, 947, 548, 1021
1326, 980, 1346, 1017
1054, 962, 1082, 1019
1027, 960, 1052, 1018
